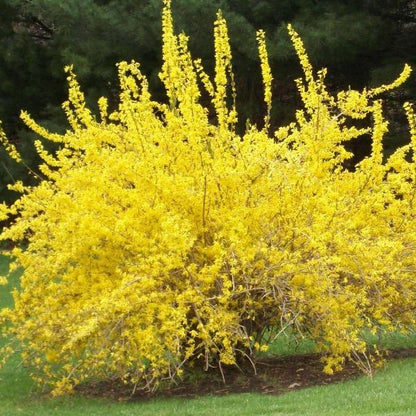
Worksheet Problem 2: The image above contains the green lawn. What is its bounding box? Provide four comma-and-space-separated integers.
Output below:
1, 255, 415, 416
1, 356, 415, 416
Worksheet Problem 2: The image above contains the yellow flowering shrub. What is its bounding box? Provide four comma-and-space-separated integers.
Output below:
1, 0, 416, 395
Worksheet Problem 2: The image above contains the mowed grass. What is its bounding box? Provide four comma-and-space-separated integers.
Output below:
0, 255, 415, 416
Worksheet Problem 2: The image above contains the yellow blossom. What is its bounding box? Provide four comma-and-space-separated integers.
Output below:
0, 1, 415, 395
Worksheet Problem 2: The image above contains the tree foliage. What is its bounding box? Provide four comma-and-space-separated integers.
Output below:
1, 1, 415, 202
2, 0, 416, 125
1, 0, 416, 396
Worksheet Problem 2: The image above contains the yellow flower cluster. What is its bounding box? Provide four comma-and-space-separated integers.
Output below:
256, 29, 273, 129
0, 121, 21, 163
0, 0, 415, 395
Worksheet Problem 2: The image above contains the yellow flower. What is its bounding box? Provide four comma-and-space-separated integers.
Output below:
0, 0, 414, 396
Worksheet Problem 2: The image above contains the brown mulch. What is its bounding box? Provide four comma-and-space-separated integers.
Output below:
76, 347, 416, 402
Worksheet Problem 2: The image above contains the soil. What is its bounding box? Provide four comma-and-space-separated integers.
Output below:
76, 347, 416, 402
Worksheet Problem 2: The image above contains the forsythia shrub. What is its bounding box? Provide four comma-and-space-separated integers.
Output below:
1, 0, 416, 395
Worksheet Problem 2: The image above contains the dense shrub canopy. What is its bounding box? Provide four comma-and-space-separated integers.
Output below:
1, 0, 416, 396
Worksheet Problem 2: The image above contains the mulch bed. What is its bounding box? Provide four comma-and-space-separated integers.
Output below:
76, 347, 416, 401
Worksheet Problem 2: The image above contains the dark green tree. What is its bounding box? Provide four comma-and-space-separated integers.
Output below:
0, 0, 415, 202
